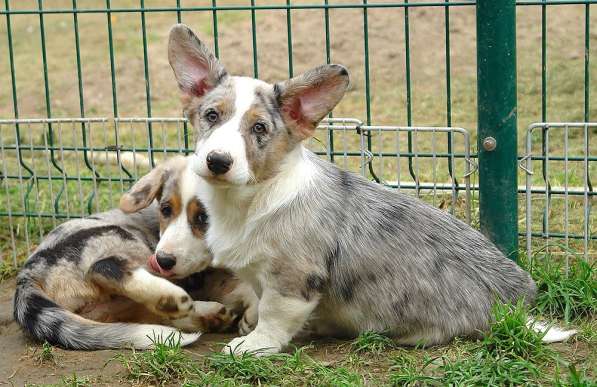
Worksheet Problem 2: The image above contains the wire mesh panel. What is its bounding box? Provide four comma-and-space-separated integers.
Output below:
521, 122, 596, 262
313, 119, 476, 223
0, 116, 475, 266
0, 117, 190, 265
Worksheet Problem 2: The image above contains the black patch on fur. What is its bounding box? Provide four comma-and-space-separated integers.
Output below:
273, 83, 283, 104
337, 66, 349, 77
325, 241, 341, 274
90, 256, 128, 281
15, 292, 61, 342
376, 202, 407, 234
339, 170, 352, 190
337, 273, 359, 302
306, 273, 326, 292
25, 225, 137, 267
216, 69, 228, 84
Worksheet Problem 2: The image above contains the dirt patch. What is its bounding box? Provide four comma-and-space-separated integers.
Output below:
0, 278, 225, 385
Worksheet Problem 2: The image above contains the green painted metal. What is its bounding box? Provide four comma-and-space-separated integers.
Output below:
250, 0, 259, 78
323, 0, 334, 163
211, 0, 219, 58
286, 0, 293, 77
476, 0, 519, 260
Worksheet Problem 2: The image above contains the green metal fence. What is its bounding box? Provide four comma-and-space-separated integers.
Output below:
0, 0, 595, 268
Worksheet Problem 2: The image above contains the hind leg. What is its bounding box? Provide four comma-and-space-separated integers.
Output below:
88, 256, 197, 319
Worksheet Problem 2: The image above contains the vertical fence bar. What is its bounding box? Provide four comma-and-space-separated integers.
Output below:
106, 0, 118, 117
140, 0, 154, 167
211, 0, 219, 58
476, 0, 518, 261
444, 0, 457, 214
286, 0, 293, 77
250, 0, 259, 78
404, 0, 418, 193
323, 0, 334, 162
5, 0, 34, 248
362, 0, 379, 182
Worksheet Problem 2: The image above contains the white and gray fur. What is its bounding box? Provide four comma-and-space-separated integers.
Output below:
167, 24, 575, 355
13, 158, 256, 350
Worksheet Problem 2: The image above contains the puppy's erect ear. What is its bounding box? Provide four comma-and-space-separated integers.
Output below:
120, 165, 167, 213
168, 24, 227, 98
275, 64, 349, 140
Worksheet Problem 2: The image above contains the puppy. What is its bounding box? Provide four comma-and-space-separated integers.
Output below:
14, 156, 257, 350
167, 24, 575, 355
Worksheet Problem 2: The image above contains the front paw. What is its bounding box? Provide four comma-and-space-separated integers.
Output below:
223, 333, 281, 356
238, 306, 258, 335
155, 292, 194, 319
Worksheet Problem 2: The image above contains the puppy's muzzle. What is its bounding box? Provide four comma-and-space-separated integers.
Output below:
206, 151, 233, 175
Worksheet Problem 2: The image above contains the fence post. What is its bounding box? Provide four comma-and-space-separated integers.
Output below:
476, 0, 518, 261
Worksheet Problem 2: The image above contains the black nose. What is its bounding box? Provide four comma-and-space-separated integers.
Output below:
206, 151, 233, 175
156, 252, 176, 271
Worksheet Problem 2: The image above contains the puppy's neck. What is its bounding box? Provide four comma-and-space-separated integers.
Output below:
204, 145, 317, 222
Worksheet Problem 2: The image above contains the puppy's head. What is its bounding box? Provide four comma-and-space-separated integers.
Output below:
120, 156, 212, 278
168, 24, 350, 186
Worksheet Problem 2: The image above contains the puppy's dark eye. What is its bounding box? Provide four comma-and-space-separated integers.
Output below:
194, 212, 208, 225
252, 122, 266, 135
160, 203, 172, 217
205, 109, 219, 123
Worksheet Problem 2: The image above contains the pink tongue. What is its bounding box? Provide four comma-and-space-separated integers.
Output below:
148, 254, 172, 277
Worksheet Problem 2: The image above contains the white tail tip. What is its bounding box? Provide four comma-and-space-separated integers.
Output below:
528, 319, 577, 343
131, 325, 201, 349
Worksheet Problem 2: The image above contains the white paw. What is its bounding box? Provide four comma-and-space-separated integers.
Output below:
222, 333, 281, 356
154, 289, 194, 318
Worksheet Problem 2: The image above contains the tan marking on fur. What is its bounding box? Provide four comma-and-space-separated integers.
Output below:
44, 265, 104, 312
241, 104, 293, 183
184, 80, 236, 131
186, 197, 208, 238
159, 182, 182, 232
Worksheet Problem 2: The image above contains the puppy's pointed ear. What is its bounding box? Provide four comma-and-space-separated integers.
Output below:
168, 24, 227, 98
275, 64, 349, 140
120, 165, 166, 213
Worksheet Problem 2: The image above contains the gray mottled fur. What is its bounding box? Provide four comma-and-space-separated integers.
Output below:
265, 153, 536, 344
13, 207, 163, 349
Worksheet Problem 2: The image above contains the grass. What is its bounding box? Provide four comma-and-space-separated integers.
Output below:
521, 248, 596, 323
482, 301, 550, 361
112, 286, 594, 386
117, 333, 200, 385
350, 331, 395, 354
36, 341, 56, 365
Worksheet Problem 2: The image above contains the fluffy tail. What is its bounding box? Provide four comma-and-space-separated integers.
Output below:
528, 319, 577, 343
13, 276, 200, 350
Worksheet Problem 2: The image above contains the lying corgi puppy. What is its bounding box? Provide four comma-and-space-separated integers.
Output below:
14, 156, 257, 350
167, 24, 575, 355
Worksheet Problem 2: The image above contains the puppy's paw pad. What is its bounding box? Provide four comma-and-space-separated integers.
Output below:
156, 293, 193, 317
